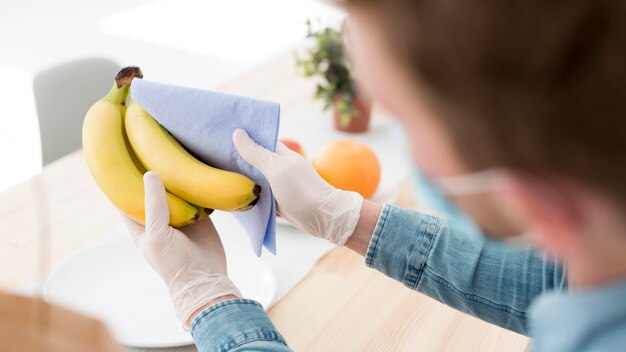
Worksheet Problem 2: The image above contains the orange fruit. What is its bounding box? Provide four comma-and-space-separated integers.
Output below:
280, 138, 306, 157
312, 140, 381, 198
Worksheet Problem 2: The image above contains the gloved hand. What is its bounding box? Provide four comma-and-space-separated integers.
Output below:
233, 129, 363, 246
122, 171, 241, 329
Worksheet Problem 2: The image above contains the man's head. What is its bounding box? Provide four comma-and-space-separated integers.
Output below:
342, 0, 626, 272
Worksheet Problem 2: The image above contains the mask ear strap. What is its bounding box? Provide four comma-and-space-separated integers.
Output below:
434, 169, 504, 196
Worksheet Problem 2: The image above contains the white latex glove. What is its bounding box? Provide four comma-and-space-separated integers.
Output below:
122, 171, 241, 330
233, 129, 363, 246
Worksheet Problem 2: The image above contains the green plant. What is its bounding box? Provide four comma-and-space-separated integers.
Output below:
296, 19, 358, 126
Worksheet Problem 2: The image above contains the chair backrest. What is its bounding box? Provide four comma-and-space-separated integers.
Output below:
33, 58, 120, 165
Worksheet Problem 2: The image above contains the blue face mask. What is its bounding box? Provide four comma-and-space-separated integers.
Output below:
411, 167, 485, 239
390, 121, 485, 239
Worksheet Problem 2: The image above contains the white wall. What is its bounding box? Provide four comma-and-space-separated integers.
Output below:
0, 0, 343, 192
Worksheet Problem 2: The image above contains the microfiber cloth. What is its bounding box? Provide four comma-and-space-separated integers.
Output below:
131, 79, 279, 256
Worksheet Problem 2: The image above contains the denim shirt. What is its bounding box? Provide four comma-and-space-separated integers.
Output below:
191, 204, 592, 351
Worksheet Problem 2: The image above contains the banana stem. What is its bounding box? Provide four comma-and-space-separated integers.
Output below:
102, 66, 143, 105
115, 66, 143, 88
127, 94, 136, 106
102, 83, 129, 105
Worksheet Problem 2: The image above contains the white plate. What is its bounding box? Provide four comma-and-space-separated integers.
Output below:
44, 237, 276, 348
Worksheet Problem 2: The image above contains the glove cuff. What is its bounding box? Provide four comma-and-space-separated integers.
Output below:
169, 274, 242, 330
321, 190, 364, 246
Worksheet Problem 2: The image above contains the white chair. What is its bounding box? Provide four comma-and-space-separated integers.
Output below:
33, 58, 120, 165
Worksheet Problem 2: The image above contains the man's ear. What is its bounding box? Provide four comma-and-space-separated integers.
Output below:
498, 172, 584, 257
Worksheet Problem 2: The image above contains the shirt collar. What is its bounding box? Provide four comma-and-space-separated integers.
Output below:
529, 277, 626, 351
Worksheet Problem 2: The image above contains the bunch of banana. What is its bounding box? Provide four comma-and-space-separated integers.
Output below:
125, 96, 261, 211
82, 66, 260, 227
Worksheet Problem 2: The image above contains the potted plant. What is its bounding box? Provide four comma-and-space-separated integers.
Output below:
296, 19, 372, 133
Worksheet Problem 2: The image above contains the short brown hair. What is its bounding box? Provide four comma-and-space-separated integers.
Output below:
346, 0, 626, 205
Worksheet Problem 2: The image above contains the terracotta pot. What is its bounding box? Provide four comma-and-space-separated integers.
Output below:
333, 94, 372, 133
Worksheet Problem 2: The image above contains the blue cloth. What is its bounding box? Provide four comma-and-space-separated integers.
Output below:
131, 79, 280, 255
530, 278, 626, 351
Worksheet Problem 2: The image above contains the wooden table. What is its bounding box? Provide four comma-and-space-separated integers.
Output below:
0, 53, 529, 351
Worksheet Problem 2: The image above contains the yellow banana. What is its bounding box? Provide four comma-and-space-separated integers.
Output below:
82, 67, 200, 227
125, 96, 261, 211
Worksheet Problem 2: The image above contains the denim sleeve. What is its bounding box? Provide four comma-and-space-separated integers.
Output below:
366, 204, 566, 335
191, 299, 292, 352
